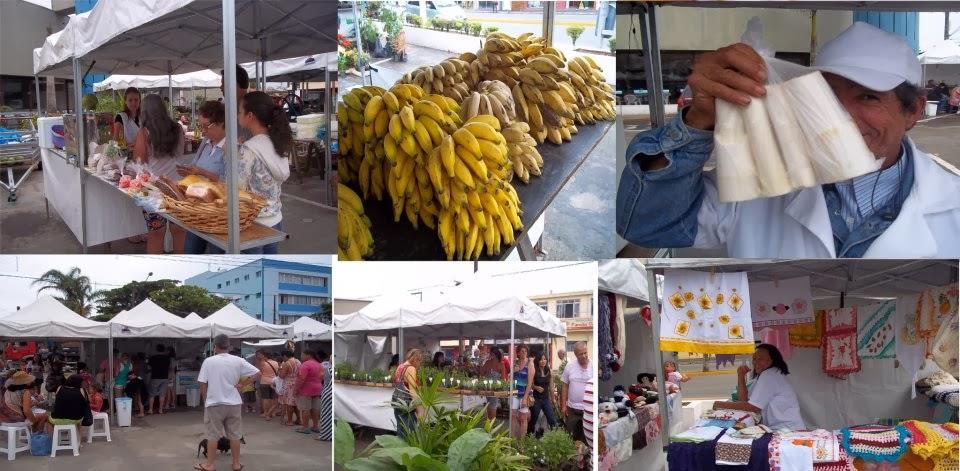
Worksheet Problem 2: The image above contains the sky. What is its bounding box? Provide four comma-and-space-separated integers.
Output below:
919, 12, 960, 50
334, 261, 598, 302
0, 255, 331, 316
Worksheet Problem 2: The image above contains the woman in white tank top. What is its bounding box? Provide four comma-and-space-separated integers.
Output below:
113, 87, 141, 145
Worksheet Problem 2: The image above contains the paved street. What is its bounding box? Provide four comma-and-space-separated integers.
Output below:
463, 10, 614, 51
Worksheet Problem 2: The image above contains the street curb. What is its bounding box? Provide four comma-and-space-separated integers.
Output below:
466, 17, 595, 27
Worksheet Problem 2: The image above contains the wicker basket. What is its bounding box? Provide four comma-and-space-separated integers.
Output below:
162, 193, 266, 234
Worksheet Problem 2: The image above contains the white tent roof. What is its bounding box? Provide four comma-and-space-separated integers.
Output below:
204, 303, 291, 339
335, 281, 567, 338
598, 259, 649, 301
290, 316, 332, 342
34, 0, 337, 76
0, 296, 108, 339
94, 69, 221, 91
920, 40, 960, 65
108, 299, 211, 338
185, 312, 203, 321
242, 53, 337, 83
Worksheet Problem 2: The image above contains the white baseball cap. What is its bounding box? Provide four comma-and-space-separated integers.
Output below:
814, 21, 921, 92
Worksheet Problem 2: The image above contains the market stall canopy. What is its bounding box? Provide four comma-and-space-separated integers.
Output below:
93, 69, 222, 91
642, 259, 956, 309
290, 316, 332, 341
0, 295, 108, 339
34, 0, 338, 76
242, 53, 337, 83
642, 1, 960, 11
242, 339, 288, 347
599, 259, 649, 301
184, 312, 203, 321
204, 303, 291, 339
32, 11, 90, 77
108, 299, 211, 338
335, 282, 567, 338
920, 40, 960, 65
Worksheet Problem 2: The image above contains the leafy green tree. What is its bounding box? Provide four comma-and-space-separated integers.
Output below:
309, 302, 333, 324
566, 26, 585, 46
148, 285, 230, 317
32, 268, 102, 316
92, 279, 179, 320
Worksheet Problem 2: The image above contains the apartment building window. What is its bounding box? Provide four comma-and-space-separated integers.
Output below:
279, 272, 328, 287
279, 294, 328, 306
235, 277, 240, 284
535, 302, 549, 311
245, 274, 250, 281
217, 283, 221, 289
256, 271, 261, 277
226, 281, 230, 287
556, 299, 580, 318
244, 295, 250, 300
565, 341, 578, 354
256, 293, 262, 298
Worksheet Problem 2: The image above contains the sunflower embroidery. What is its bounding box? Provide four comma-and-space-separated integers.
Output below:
698, 293, 713, 310
729, 290, 744, 312
716, 292, 725, 305
718, 314, 731, 325
728, 325, 744, 339
684, 291, 695, 302
686, 309, 696, 320
675, 320, 690, 336
669, 289, 686, 310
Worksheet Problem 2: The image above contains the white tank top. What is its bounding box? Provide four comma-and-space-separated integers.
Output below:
118, 112, 140, 144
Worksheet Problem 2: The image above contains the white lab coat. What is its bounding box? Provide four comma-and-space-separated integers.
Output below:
694, 138, 960, 258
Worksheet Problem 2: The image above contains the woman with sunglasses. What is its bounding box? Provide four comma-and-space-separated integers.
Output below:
180, 101, 227, 254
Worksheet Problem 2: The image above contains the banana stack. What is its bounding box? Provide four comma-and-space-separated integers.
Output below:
397, 58, 478, 103
337, 183, 373, 261
336, 85, 386, 185
501, 121, 543, 183
513, 52, 584, 145
460, 80, 516, 128
473, 32, 530, 89
566, 55, 616, 124
429, 116, 523, 260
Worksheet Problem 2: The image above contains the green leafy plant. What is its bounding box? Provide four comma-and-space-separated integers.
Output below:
609, 37, 616, 53
359, 19, 379, 52
82, 94, 99, 111
538, 429, 578, 470
470, 22, 482, 36
483, 26, 499, 36
367, 368, 389, 384
382, 8, 404, 40
406, 14, 422, 27
566, 26, 585, 47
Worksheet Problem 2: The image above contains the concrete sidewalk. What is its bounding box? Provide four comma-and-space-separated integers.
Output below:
4, 408, 331, 470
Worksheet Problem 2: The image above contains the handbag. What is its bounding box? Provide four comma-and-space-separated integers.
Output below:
268, 361, 284, 395
391, 365, 413, 407
30, 432, 51, 456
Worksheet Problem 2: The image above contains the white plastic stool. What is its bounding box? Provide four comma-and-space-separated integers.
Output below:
50, 423, 79, 457
0, 422, 31, 460
87, 412, 111, 443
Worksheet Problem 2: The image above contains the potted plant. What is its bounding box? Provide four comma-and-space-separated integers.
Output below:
566, 26, 585, 47
518, 429, 579, 470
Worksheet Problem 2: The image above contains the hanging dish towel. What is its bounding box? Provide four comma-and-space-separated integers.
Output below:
896, 294, 928, 398
856, 301, 897, 359
840, 424, 909, 463
916, 285, 959, 345
932, 311, 959, 379
750, 276, 814, 329
822, 307, 860, 378
789, 311, 825, 348
760, 326, 793, 359
660, 269, 755, 354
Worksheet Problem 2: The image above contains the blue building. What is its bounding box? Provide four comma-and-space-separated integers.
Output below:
185, 259, 332, 325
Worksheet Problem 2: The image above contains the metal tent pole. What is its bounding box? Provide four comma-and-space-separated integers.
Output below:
324, 66, 332, 204
34, 75, 42, 117
222, 0, 240, 253
509, 318, 515, 431
108, 327, 115, 425
638, 2, 665, 129
543, 1, 555, 48
73, 58, 88, 254
398, 309, 404, 358
167, 60, 173, 115
647, 268, 669, 450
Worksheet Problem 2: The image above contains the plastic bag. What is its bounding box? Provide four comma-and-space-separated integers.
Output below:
714, 17, 881, 203
30, 431, 51, 456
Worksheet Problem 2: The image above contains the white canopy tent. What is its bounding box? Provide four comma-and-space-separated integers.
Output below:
919, 40, 960, 85
184, 312, 203, 322
108, 299, 211, 339
599, 258, 650, 302
241, 53, 337, 84
0, 295, 108, 339
635, 259, 958, 453
32, 0, 339, 252
203, 303, 291, 339
290, 316, 332, 342
93, 69, 221, 91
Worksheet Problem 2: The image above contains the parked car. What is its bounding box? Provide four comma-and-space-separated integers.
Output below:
406, 0, 466, 20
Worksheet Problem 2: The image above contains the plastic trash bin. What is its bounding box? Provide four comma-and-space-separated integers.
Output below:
186, 388, 200, 407
115, 397, 132, 427
926, 101, 938, 117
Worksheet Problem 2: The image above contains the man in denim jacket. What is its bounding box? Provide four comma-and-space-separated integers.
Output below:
617, 22, 960, 258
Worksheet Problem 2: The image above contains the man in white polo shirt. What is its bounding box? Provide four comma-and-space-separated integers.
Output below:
560, 341, 593, 442
196, 334, 260, 471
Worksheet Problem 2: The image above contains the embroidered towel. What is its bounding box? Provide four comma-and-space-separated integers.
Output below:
822, 307, 860, 378
932, 312, 959, 378
789, 311, 824, 348
840, 424, 909, 462
916, 284, 959, 343
716, 428, 755, 466
760, 326, 793, 359
856, 301, 896, 359
660, 269, 755, 354
672, 425, 725, 443
896, 294, 927, 398
750, 276, 814, 328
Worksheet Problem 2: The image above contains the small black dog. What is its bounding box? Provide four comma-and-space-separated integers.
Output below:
197, 436, 246, 458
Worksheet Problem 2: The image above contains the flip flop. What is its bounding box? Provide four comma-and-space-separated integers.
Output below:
193, 464, 214, 471
310, 428, 321, 433
294, 427, 311, 434
232, 465, 244, 471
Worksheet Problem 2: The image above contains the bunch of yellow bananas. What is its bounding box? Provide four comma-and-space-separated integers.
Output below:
336, 85, 386, 184
337, 183, 373, 261
469, 31, 537, 90
501, 121, 543, 183
512, 51, 585, 145
429, 115, 523, 260
396, 58, 479, 103
566, 55, 616, 124
460, 80, 516, 128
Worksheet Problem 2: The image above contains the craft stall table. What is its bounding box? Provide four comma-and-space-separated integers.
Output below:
334, 382, 504, 431
352, 121, 612, 261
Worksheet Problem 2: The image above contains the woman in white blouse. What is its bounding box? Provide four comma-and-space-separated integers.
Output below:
711, 343, 805, 431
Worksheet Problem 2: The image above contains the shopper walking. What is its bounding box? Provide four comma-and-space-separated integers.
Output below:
293, 350, 324, 435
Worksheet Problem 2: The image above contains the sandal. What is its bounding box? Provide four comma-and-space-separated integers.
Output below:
233, 465, 244, 471
310, 428, 321, 433
294, 427, 311, 434
193, 464, 214, 471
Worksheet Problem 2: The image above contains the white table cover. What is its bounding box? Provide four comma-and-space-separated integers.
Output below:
334, 384, 486, 431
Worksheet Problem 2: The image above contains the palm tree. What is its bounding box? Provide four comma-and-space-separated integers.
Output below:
32, 267, 102, 316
